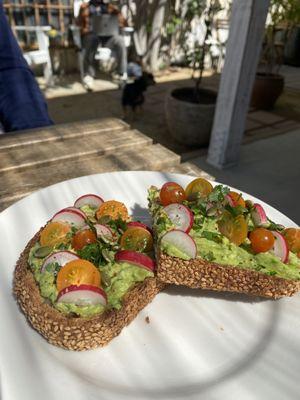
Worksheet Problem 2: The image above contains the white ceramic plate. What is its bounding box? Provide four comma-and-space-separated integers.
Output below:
0, 171, 299, 400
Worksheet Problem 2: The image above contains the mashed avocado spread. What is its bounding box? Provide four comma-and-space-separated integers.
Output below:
79, 205, 97, 221
28, 243, 153, 318
160, 216, 300, 280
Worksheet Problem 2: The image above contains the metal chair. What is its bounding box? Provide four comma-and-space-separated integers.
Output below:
14, 26, 53, 86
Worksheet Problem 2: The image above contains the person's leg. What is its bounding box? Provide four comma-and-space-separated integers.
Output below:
106, 35, 127, 76
81, 33, 99, 78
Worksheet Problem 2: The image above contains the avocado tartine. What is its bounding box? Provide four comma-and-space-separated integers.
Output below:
148, 179, 300, 299
14, 194, 164, 350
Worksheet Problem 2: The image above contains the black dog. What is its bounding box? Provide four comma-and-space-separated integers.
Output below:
122, 72, 155, 118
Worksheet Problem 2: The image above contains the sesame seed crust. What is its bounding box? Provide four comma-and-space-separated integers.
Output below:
157, 252, 300, 299
13, 229, 165, 351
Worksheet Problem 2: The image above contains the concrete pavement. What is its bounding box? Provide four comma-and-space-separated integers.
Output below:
190, 128, 300, 224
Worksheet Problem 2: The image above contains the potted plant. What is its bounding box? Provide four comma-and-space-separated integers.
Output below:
164, 0, 222, 147
251, 0, 300, 110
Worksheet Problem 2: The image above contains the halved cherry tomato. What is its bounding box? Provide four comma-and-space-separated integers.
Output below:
185, 178, 213, 200
228, 191, 246, 208
40, 221, 71, 247
217, 211, 248, 246
120, 227, 153, 253
96, 200, 129, 221
283, 228, 300, 253
72, 229, 97, 251
249, 228, 275, 253
56, 259, 101, 292
160, 182, 186, 206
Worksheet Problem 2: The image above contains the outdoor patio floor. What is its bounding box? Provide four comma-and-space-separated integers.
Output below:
45, 68, 300, 159
43, 67, 299, 224
190, 128, 300, 224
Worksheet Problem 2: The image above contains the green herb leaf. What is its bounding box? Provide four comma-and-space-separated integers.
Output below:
225, 204, 248, 217
208, 185, 230, 203
34, 246, 52, 258
202, 251, 215, 262
201, 230, 222, 243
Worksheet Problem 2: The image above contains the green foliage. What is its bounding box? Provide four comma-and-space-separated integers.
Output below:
261, 0, 300, 74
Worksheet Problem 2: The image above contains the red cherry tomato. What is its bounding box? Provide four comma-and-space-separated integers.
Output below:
160, 182, 186, 206
249, 228, 275, 253
72, 229, 97, 251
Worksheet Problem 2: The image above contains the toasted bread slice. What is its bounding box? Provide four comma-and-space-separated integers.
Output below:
148, 183, 300, 300
13, 230, 165, 351
157, 251, 300, 299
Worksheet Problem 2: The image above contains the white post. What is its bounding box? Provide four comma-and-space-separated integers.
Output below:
207, 0, 270, 169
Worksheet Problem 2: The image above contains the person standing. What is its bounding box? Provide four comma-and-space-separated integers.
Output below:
77, 0, 128, 91
0, 3, 53, 133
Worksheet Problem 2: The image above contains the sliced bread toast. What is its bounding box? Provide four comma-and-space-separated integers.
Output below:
14, 229, 165, 351
148, 182, 300, 299
157, 251, 300, 299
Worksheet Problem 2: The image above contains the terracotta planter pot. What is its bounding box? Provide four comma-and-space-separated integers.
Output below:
251, 73, 284, 110
165, 87, 217, 147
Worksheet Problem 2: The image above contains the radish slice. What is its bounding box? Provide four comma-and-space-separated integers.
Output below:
225, 194, 235, 207
79, 224, 91, 231
57, 284, 107, 306
251, 204, 270, 228
115, 250, 155, 272
94, 224, 113, 238
52, 209, 86, 228
41, 251, 80, 273
270, 231, 289, 264
161, 230, 197, 259
127, 221, 153, 234
62, 207, 86, 219
74, 194, 104, 209
163, 203, 194, 233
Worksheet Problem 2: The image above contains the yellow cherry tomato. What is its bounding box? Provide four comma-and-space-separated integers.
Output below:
56, 259, 101, 292
185, 178, 213, 200
40, 221, 71, 247
96, 200, 129, 221
120, 227, 153, 253
228, 191, 246, 208
217, 211, 248, 246
283, 228, 300, 253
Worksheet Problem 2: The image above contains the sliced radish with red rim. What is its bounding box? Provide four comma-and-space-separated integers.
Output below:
270, 231, 289, 264
52, 209, 86, 228
251, 204, 270, 228
94, 224, 113, 238
160, 230, 197, 260
115, 250, 155, 272
74, 194, 104, 209
225, 195, 235, 207
41, 251, 80, 273
57, 284, 107, 306
62, 207, 86, 219
163, 203, 194, 233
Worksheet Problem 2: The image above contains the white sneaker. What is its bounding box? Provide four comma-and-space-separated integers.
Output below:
112, 72, 128, 82
83, 75, 94, 91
